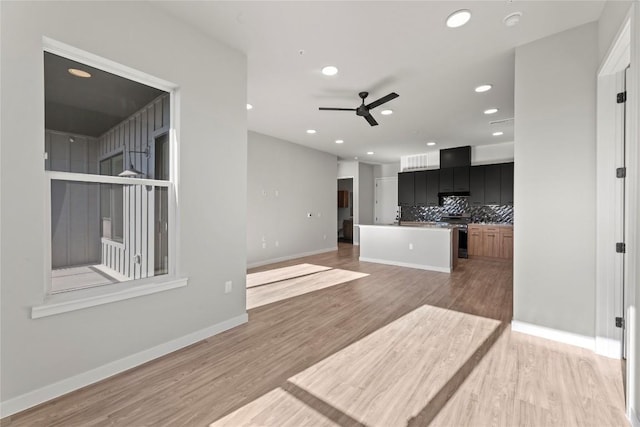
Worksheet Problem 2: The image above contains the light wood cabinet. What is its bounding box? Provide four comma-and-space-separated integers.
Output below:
468, 226, 483, 256
467, 224, 513, 260
499, 228, 513, 259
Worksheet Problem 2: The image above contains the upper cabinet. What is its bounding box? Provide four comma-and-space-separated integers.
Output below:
414, 171, 428, 205
469, 166, 485, 206
396, 160, 513, 208
500, 163, 514, 205
425, 170, 439, 206
398, 172, 415, 206
484, 164, 501, 205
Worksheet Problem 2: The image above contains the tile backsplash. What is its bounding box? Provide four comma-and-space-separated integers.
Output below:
400, 196, 514, 224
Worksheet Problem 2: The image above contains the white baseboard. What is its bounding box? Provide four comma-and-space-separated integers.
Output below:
0, 313, 248, 418
511, 320, 595, 351
358, 257, 451, 273
595, 336, 622, 359
247, 247, 337, 269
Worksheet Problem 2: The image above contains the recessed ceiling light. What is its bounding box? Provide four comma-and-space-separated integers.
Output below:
484, 108, 498, 115
426, 141, 437, 146
367, 151, 374, 155
475, 84, 492, 93
446, 9, 471, 28
380, 109, 393, 115
503, 12, 522, 27
246, 103, 253, 110
321, 65, 338, 76
306, 129, 316, 134
493, 131, 504, 136
68, 68, 91, 78
335, 139, 344, 144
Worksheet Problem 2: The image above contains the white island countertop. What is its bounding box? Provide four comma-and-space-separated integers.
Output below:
357, 224, 459, 273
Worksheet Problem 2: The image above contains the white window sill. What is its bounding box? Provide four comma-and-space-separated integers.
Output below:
32, 276, 188, 319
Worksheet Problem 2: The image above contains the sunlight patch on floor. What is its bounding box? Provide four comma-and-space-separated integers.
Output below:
247, 269, 369, 310
247, 263, 333, 288
210, 387, 338, 427
210, 305, 500, 426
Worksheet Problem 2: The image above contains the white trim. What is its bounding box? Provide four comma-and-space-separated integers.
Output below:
47, 171, 171, 187
630, 406, 640, 427
358, 257, 451, 273
599, 15, 632, 75
595, 336, 622, 359
511, 320, 595, 351
247, 247, 337, 269
32, 277, 189, 319
42, 37, 177, 92
0, 313, 247, 417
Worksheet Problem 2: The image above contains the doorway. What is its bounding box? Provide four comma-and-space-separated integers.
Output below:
375, 177, 398, 225
337, 178, 353, 243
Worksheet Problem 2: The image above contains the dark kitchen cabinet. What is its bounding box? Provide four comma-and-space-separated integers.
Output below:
398, 172, 415, 206
426, 170, 439, 206
453, 166, 470, 192
500, 162, 514, 205
439, 168, 454, 193
414, 171, 428, 205
484, 164, 501, 205
469, 166, 485, 206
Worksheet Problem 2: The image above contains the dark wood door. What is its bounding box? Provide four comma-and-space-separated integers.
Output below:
398, 172, 415, 206
426, 170, 440, 206
414, 171, 427, 205
484, 164, 501, 205
500, 162, 514, 205
469, 166, 485, 206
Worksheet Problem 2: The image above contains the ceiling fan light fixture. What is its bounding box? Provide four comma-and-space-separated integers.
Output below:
446, 9, 471, 28
484, 108, 498, 115
380, 109, 393, 115
475, 84, 492, 93
321, 66, 338, 76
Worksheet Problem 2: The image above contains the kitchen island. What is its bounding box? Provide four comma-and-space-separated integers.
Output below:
358, 224, 459, 273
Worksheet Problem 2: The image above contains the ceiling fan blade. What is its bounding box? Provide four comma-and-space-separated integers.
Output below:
319, 107, 357, 111
365, 92, 399, 110
364, 114, 378, 126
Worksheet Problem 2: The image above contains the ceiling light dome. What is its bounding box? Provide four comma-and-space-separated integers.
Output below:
446, 9, 471, 28
335, 139, 344, 144
306, 129, 316, 134
475, 84, 492, 93
321, 66, 338, 76
503, 12, 522, 27
493, 131, 504, 136
380, 109, 393, 115
484, 108, 498, 115
68, 68, 91, 78
246, 103, 253, 110
427, 141, 437, 146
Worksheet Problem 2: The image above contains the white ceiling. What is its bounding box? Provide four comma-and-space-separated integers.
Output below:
156, 1, 605, 163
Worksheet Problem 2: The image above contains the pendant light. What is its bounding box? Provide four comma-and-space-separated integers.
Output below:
118, 147, 149, 177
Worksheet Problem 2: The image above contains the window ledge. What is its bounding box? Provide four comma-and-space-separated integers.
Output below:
32, 276, 188, 319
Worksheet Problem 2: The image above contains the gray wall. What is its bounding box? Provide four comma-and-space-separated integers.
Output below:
247, 131, 337, 267
1, 0, 246, 403
514, 22, 598, 336
374, 162, 401, 178
358, 163, 375, 226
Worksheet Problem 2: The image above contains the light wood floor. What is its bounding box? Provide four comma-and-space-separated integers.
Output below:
2, 244, 627, 426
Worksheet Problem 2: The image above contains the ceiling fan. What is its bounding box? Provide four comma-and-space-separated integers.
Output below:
319, 91, 399, 126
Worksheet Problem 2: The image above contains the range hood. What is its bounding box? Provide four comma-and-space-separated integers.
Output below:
439, 146, 471, 169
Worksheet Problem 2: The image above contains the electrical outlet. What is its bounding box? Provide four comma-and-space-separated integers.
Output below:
409, 243, 413, 250
225, 281, 232, 293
